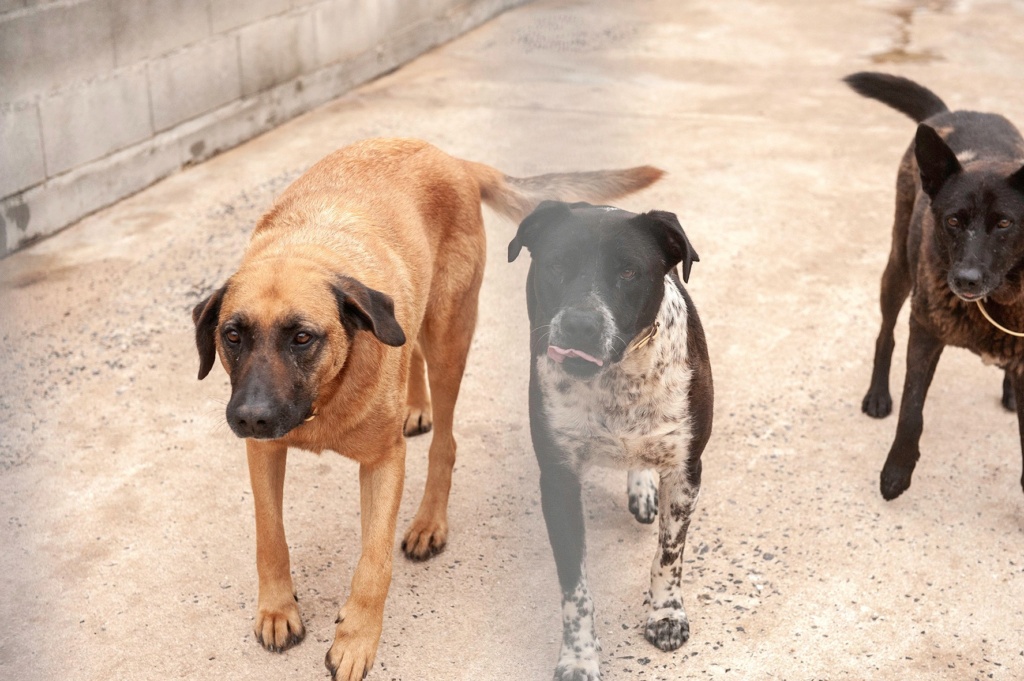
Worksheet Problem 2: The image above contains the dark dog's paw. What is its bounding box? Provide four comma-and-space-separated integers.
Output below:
862, 389, 893, 418
880, 461, 914, 500
644, 612, 690, 651
627, 469, 658, 524
1002, 374, 1016, 412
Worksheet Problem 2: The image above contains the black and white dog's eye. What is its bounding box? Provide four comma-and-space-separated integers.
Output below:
997, 218, 1012, 229
946, 216, 959, 228
620, 268, 637, 281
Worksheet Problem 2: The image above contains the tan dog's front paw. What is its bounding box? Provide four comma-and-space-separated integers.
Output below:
325, 610, 382, 681
254, 596, 304, 652
401, 516, 447, 560
403, 405, 433, 437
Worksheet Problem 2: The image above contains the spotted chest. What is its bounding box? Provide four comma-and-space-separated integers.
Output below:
536, 278, 693, 472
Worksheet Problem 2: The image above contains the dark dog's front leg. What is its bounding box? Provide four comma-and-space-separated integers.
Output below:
644, 465, 698, 651
538, 456, 600, 681
1002, 370, 1016, 411
1010, 372, 1024, 494
880, 317, 944, 500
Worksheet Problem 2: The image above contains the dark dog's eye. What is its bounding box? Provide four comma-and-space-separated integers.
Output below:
997, 218, 1013, 229
224, 329, 241, 345
620, 268, 637, 281
294, 332, 313, 346
946, 216, 960, 228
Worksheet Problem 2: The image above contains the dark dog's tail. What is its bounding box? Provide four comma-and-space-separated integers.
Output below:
462, 160, 664, 223
844, 72, 949, 123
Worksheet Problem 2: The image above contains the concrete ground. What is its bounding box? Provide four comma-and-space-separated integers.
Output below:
2, 0, 1024, 679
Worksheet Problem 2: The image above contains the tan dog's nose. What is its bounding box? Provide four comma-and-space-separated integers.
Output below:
230, 400, 278, 440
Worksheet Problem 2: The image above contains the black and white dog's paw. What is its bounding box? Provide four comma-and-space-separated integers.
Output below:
554, 652, 601, 681
627, 469, 658, 524
644, 609, 690, 651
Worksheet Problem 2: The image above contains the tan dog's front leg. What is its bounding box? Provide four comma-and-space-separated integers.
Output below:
247, 440, 304, 652
326, 440, 405, 681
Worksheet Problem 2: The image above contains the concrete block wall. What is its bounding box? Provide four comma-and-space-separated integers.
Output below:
0, 0, 529, 257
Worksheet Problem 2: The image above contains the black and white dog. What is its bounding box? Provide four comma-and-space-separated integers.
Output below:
508, 201, 713, 680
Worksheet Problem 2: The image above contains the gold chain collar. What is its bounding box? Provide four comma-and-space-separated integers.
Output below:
626, 321, 660, 354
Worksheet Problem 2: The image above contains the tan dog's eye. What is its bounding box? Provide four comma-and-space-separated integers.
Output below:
946, 216, 960, 228
997, 218, 1012, 229
224, 329, 240, 344
620, 268, 637, 281
294, 332, 312, 345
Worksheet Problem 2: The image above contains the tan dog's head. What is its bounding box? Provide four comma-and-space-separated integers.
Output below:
192, 258, 405, 440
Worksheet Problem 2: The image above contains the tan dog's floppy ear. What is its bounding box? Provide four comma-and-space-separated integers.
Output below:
634, 210, 700, 283
915, 123, 962, 197
508, 200, 573, 262
333, 277, 406, 347
192, 285, 227, 380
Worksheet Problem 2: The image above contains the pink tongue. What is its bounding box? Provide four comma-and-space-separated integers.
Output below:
547, 345, 604, 367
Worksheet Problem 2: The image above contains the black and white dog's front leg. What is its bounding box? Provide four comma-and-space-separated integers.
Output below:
644, 465, 699, 651
538, 455, 600, 681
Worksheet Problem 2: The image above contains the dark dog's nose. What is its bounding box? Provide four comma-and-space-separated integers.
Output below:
560, 309, 604, 345
230, 400, 279, 439
951, 267, 985, 297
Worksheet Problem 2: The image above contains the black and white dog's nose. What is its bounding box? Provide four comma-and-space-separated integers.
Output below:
559, 309, 604, 345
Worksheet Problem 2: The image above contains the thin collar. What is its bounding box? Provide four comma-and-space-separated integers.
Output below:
626, 321, 660, 354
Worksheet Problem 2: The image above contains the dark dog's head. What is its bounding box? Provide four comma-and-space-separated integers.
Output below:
508, 201, 698, 379
916, 123, 1024, 301
192, 258, 405, 440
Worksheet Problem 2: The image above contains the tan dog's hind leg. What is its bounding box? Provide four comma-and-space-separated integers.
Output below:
403, 341, 433, 437
326, 441, 405, 681
247, 440, 305, 652
402, 291, 478, 560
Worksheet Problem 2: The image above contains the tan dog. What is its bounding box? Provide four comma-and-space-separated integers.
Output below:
191, 138, 662, 680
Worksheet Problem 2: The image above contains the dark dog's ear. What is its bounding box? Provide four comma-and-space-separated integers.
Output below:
508, 200, 573, 262
634, 210, 700, 283
192, 285, 227, 380
915, 124, 962, 197
333, 277, 406, 347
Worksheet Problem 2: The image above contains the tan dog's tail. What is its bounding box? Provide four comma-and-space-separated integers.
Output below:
462, 161, 664, 222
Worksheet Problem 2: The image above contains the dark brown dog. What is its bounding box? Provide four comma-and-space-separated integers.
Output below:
191, 137, 662, 680
845, 73, 1024, 500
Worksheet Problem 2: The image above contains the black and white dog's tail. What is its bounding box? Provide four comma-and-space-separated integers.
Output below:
462, 160, 664, 224
844, 72, 949, 123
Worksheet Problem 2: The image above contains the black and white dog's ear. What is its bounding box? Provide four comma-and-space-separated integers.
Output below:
634, 210, 700, 282
508, 200, 573, 262
915, 124, 961, 197
1009, 164, 1024, 193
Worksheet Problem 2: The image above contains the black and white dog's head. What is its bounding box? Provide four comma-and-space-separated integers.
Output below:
508, 201, 699, 378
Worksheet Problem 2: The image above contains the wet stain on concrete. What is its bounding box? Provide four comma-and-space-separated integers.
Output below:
871, 0, 951, 64
5, 201, 30, 234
